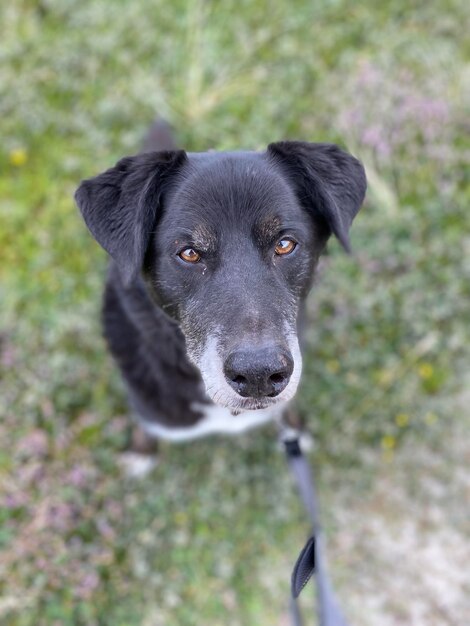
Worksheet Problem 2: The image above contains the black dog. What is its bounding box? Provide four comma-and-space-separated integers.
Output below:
75, 124, 366, 441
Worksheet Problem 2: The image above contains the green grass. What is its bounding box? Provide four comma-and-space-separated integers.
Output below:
0, 1, 469, 624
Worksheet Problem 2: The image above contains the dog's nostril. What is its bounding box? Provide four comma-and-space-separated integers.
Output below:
232, 375, 247, 385
269, 372, 286, 385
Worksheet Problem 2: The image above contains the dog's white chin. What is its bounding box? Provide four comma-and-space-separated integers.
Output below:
206, 381, 301, 412
212, 395, 282, 413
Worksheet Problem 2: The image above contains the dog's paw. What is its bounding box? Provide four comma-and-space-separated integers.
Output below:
118, 451, 158, 478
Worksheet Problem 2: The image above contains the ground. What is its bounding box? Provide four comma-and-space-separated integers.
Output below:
0, 1, 469, 624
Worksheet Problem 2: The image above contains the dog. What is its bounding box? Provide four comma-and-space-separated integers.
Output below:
74, 122, 366, 443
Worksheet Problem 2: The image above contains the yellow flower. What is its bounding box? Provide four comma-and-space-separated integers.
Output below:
424, 411, 438, 425
395, 412, 409, 427
418, 363, 434, 379
381, 435, 396, 451
376, 369, 394, 386
9, 148, 28, 167
174, 511, 188, 525
326, 359, 340, 374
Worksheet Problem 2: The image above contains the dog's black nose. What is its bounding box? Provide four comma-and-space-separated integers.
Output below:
224, 346, 294, 398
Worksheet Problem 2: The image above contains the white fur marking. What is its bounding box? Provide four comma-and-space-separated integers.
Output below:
140, 403, 285, 442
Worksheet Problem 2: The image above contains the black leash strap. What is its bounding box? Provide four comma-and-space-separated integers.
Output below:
282, 432, 350, 626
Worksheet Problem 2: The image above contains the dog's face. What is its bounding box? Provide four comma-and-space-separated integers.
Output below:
150, 153, 318, 410
75, 142, 366, 411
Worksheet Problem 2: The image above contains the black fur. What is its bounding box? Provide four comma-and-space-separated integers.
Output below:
75, 132, 366, 433
102, 263, 207, 427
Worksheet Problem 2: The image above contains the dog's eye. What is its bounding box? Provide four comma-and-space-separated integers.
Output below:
275, 238, 296, 256
179, 248, 201, 263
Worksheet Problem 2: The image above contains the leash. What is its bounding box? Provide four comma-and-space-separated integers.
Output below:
280, 428, 350, 626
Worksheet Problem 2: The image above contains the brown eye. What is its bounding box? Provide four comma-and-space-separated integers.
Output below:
179, 248, 201, 263
275, 238, 296, 256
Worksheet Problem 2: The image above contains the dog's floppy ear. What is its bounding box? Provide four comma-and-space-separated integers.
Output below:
74, 150, 187, 283
267, 141, 367, 251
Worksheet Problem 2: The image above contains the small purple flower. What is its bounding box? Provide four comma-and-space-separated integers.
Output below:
75, 570, 100, 600
67, 465, 91, 488
16, 430, 48, 458
3, 492, 29, 509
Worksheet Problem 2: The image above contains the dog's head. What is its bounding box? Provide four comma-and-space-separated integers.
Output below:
75, 142, 366, 411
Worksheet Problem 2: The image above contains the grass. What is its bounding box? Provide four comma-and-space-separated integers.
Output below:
0, 1, 469, 624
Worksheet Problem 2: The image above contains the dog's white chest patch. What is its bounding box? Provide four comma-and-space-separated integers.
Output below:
140, 403, 284, 442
